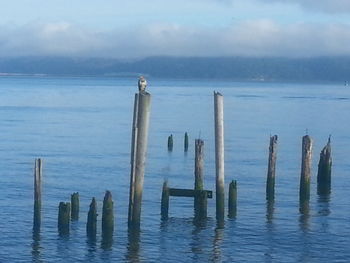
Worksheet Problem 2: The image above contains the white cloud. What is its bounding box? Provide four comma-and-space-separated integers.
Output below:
1, 21, 350, 58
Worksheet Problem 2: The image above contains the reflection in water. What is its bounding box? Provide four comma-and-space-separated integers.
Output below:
211, 227, 224, 263
266, 200, 275, 223
31, 229, 42, 262
126, 228, 141, 263
85, 236, 97, 262
299, 200, 310, 232
317, 194, 331, 216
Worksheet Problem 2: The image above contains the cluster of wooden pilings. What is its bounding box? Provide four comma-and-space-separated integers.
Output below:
33, 163, 115, 241
32, 83, 334, 237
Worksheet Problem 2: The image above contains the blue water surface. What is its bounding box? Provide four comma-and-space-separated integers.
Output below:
0, 76, 349, 262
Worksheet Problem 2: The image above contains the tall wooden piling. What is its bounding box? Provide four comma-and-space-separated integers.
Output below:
194, 139, 206, 219
161, 180, 170, 220
228, 180, 237, 219
168, 135, 173, 151
71, 192, 79, 220
266, 135, 278, 200
214, 91, 225, 221
299, 135, 313, 202
102, 191, 114, 238
184, 132, 189, 152
128, 91, 151, 229
317, 137, 332, 195
86, 197, 97, 238
58, 202, 70, 235
33, 158, 42, 230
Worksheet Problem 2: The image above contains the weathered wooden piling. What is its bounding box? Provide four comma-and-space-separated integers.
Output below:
33, 158, 42, 230
86, 197, 97, 238
194, 139, 206, 219
214, 91, 225, 221
299, 135, 313, 202
317, 137, 332, 195
266, 135, 278, 200
184, 132, 189, 152
71, 192, 79, 220
168, 134, 173, 151
228, 180, 237, 219
58, 202, 70, 234
161, 180, 170, 220
102, 191, 114, 238
128, 91, 151, 229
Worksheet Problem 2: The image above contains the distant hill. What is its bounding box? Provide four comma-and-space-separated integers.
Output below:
0, 56, 349, 82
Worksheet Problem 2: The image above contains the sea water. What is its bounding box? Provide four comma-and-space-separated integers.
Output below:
0, 76, 349, 262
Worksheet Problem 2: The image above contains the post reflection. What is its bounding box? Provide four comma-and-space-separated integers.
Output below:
31, 229, 42, 262
299, 200, 310, 232
211, 227, 224, 263
266, 200, 275, 223
126, 228, 140, 263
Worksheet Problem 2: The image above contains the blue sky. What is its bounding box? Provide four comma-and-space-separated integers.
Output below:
0, 0, 350, 57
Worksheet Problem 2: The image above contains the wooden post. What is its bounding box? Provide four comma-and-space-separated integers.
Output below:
161, 180, 170, 220
317, 137, 332, 195
184, 132, 189, 152
71, 192, 79, 221
102, 191, 114, 238
266, 135, 278, 200
214, 91, 225, 221
86, 197, 97, 239
228, 180, 237, 219
299, 135, 313, 202
58, 202, 70, 235
128, 91, 151, 229
194, 139, 206, 219
168, 134, 173, 151
33, 158, 42, 231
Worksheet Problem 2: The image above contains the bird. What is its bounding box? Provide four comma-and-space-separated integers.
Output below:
138, 76, 147, 92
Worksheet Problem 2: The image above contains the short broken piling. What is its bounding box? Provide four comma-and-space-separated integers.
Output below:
86, 197, 97, 239
71, 192, 79, 220
266, 135, 278, 200
214, 91, 225, 222
168, 135, 173, 152
184, 132, 189, 152
33, 158, 42, 231
299, 135, 313, 202
194, 139, 206, 220
128, 91, 151, 229
102, 191, 114, 239
228, 180, 237, 219
317, 137, 332, 195
58, 202, 70, 235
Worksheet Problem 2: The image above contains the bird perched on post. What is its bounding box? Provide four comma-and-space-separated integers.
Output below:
138, 76, 147, 92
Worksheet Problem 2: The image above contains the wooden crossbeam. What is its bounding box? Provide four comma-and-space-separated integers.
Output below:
168, 188, 212, 199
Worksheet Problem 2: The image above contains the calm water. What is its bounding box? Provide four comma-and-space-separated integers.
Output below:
0, 76, 349, 262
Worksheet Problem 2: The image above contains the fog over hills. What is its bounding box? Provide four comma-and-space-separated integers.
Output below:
0, 56, 349, 82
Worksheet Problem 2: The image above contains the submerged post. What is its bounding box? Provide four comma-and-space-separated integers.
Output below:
194, 139, 206, 219
299, 135, 313, 202
33, 158, 42, 231
102, 191, 114, 238
168, 135, 173, 152
214, 91, 225, 221
228, 180, 237, 219
71, 192, 79, 220
266, 135, 278, 200
317, 137, 332, 195
86, 197, 97, 239
161, 180, 170, 220
58, 202, 70, 235
184, 132, 189, 152
128, 86, 152, 229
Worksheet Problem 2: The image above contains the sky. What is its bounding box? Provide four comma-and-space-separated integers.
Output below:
0, 0, 350, 58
